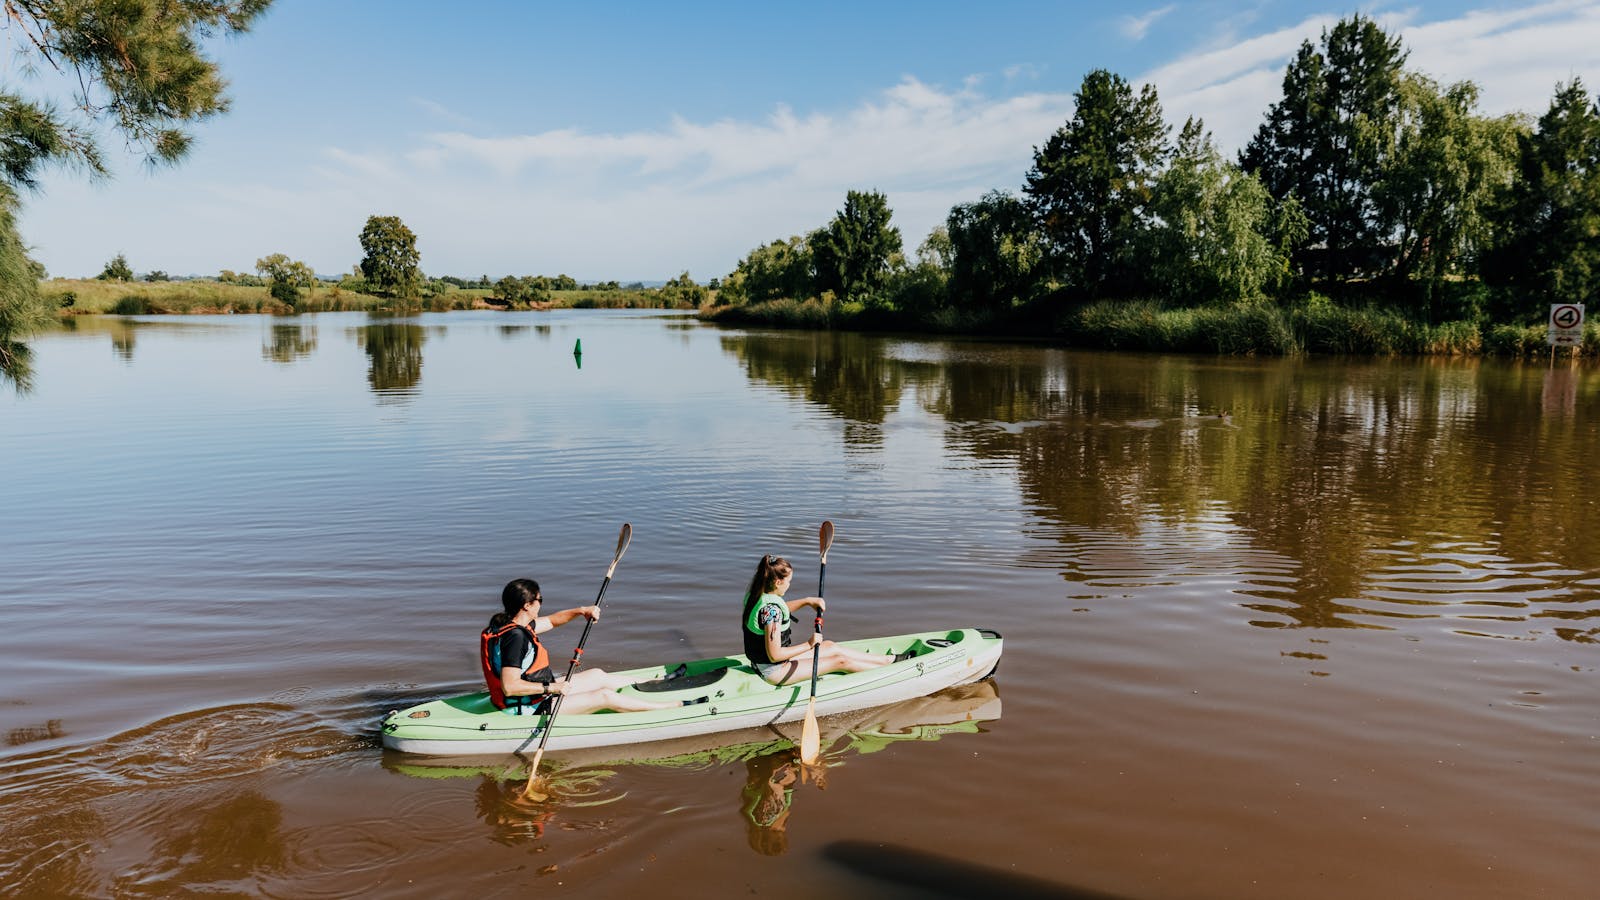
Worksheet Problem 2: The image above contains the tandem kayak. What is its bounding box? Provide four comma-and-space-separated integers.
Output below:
382, 678, 1003, 779
380, 627, 1003, 756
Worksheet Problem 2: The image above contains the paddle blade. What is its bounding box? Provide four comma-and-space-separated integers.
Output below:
799, 697, 820, 765
611, 523, 633, 569
522, 747, 549, 801
818, 520, 834, 563
611, 518, 630, 560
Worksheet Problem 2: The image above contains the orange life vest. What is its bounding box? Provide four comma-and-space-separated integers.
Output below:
480, 621, 552, 710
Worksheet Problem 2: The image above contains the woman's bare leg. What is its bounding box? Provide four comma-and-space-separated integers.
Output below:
555, 688, 681, 714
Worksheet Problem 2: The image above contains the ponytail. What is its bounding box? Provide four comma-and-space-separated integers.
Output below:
740, 554, 793, 619
489, 578, 541, 633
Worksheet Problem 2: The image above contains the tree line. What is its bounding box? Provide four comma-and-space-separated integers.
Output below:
716, 15, 1599, 350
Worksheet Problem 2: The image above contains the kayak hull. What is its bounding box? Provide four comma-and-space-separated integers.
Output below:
380, 627, 1002, 756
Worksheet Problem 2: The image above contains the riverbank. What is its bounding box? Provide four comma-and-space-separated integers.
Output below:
38, 279, 691, 316
38, 278, 1589, 359
702, 294, 1596, 359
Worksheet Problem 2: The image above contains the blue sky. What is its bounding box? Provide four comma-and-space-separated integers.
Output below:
9, 0, 1600, 281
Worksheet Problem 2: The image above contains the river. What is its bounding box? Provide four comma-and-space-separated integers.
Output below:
1, 310, 1594, 898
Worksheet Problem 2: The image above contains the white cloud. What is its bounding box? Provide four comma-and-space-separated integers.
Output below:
1121, 5, 1178, 41
22, 2, 1600, 281
28, 77, 1076, 280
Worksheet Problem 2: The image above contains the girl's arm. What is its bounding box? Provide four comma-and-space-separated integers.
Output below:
785, 596, 824, 614
765, 619, 819, 663
534, 605, 601, 634
500, 667, 566, 697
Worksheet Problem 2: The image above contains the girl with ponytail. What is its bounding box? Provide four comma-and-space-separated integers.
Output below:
740, 554, 895, 686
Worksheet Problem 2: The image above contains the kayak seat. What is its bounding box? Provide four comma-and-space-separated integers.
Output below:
632, 664, 733, 693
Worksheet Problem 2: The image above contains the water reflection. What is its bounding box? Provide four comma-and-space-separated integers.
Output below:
720, 333, 1600, 642
262, 322, 317, 364
383, 681, 1001, 855
740, 747, 798, 855
355, 322, 425, 398
721, 331, 916, 449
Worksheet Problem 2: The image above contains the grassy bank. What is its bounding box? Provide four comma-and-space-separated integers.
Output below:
704, 295, 1597, 359
41, 279, 392, 314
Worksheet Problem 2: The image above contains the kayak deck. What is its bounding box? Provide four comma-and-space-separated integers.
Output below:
381, 627, 1002, 756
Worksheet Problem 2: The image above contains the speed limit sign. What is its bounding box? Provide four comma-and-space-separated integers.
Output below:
1548, 303, 1585, 346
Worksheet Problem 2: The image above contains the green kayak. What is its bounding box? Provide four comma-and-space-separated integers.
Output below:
380, 627, 1003, 757
382, 678, 1003, 779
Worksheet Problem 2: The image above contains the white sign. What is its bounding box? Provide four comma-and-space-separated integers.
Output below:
1548, 303, 1585, 346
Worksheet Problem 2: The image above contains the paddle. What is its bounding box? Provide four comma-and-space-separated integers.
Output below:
799, 520, 833, 765
523, 522, 632, 800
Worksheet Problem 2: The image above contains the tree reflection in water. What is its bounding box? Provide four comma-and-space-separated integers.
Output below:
356, 322, 425, 398
263, 323, 317, 364
721, 331, 1600, 641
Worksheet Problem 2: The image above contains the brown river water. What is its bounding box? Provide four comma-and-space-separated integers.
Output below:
0, 310, 1595, 898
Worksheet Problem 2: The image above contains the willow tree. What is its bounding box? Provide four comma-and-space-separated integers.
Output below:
0, 0, 271, 389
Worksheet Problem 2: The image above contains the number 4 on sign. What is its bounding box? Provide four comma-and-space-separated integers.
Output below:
1547, 304, 1585, 347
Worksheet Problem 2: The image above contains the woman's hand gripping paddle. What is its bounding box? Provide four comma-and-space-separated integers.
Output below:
798, 520, 833, 765
523, 523, 632, 801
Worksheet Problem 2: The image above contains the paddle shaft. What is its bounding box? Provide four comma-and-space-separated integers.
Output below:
529, 525, 630, 767
531, 574, 613, 757
808, 522, 833, 696
808, 561, 824, 694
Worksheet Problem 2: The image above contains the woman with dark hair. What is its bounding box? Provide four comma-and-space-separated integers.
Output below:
741, 555, 898, 686
482, 578, 687, 715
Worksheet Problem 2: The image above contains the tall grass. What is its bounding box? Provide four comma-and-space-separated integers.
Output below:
1069, 299, 1298, 355
702, 297, 843, 328
42, 279, 388, 314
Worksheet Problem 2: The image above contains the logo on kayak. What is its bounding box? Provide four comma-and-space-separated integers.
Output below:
408, 710, 430, 719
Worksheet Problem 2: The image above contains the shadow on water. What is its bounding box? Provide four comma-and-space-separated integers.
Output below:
720, 331, 1600, 641
823, 840, 1129, 900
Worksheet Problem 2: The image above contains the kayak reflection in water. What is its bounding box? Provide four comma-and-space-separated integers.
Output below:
741, 556, 906, 686
741, 746, 800, 855
484, 579, 691, 714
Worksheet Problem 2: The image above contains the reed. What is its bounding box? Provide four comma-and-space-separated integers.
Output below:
42, 279, 387, 314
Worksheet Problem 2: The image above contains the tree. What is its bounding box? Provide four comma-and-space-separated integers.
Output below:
0, 186, 52, 390
1241, 15, 1407, 280
97, 253, 133, 281
658, 272, 708, 308
1147, 120, 1300, 306
719, 235, 813, 305
493, 275, 549, 308
1025, 69, 1169, 297
0, 0, 270, 389
946, 191, 1045, 312
1377, 76, 1523, 320
1482, 80, 1600, 320
255, 253, 316, 307
809, 189, 902, 304
358, 215, 421, 298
